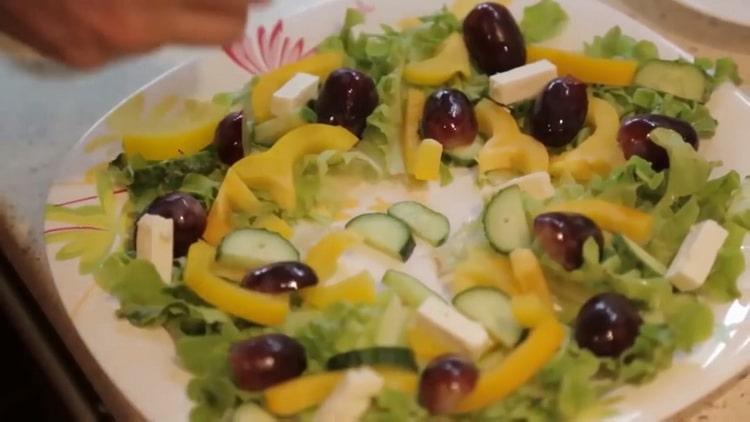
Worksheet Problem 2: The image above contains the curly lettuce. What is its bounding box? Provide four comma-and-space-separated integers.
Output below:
520, 0, 569, 43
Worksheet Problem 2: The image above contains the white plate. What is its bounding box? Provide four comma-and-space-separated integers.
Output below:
43, 0, 750, 421
675, 0, 750, 27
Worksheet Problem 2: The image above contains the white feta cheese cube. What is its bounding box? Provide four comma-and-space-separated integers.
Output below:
314, 367, 384, 422
496, 172, 555, 200
415, 297, 493, 359
666, 220, 729, 291
270, 72, 320, 117
136, 214, 174, 282
489, 60, 558, 105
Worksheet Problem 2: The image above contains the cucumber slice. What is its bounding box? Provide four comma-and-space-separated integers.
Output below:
381, 270, 442, 307
634, 60, 708, 102
388, 201, 451, 246
216, 228, 299, 269
483, 186, 531, 253
443, 136, 483, 167
345, 213, 416, 261
375, 295, 410, 346
453, 287, 523, 347
615, 234, 667, 276
254, 108, 310, 146
232, 403, 276, 422
326, 347, 418, 371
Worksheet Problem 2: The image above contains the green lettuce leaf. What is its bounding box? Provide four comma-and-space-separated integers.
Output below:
647, 197, 699, 266
520, 0, 569, 43
583, 26, 658, 62
593, 86, 718, 138
650, 128, 712, 202
695, 56, 744, 91
285, 298, 392, 372
695, 170, 741, 223
292, 149, 382, 221
663, 295, 714, 350
727, 177, 750, 229
700, 222, 746, 301
361, 68, 406, 176
109, 149, 224, 212
362, 388, 428, 421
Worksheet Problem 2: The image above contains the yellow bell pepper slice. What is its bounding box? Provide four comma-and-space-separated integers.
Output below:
475, 99, 549, 175
454, 318, 565, 413
511, 294, 554, 328
550, 97, 624, 182
403, 89, 426, 175
404, 33, 471, 86
184, 242, 289, 325
233, 124, 358, 210
413, 138, 444, 181
451, 0, 510, 19
301, 271, 377, 309
120, 97, 227, 161
251, 52, 344, 122
452, 247, 519, 296
203, 169, 260, 245
527, 46, 638, 86
305, 230, 362, 281
509, 249, 553, 308
264, 368, 417, 416
253, 214, 294, 240
544, 198, 653, 243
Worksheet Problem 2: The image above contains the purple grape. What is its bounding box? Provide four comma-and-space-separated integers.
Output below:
418, 354, 479, 414
463, 2, 526, 75
421, 89, 479, 149
316, 68, 379, 137
144, 192, 206, 257
229, 334, 307, 391
530, 76, 589, 148
534, 212, 604, 270
242, 262, 318, 293
214, 111, 244, 165
618, 114, 699, 171
575, 293, 643, 357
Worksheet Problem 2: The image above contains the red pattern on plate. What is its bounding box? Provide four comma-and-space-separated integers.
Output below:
223, 20, 311, 75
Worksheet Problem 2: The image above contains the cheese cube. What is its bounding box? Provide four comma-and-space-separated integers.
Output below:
270, 72, 320, 117
415, 297, 493, 359
666, 220, 729, 291
136, 214, 174, 282
314, 367, 384, 422
497, 172, 555, 200
489, 60, 558, 105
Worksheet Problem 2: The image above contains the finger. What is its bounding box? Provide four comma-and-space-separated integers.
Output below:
180, 0, 250, 14
167, 13, 247, 45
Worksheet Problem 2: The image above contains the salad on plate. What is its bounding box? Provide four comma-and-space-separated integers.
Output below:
81, 0, 749, 420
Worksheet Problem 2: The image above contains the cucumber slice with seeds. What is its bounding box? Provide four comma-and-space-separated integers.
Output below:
634, 60, 708, 102
388, 201, 450, 246
346, 213, 416, 261
326, 347, 418, 371
382, 270, 442, 307
483, 186, 531, 253
453, 287, 523, 347
216, 228, 299, 269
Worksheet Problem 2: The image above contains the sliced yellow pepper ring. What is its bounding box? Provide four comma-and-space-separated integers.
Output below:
402, 89, 427, 175
300, 271, 377, 309
509, 249, 554, 308
475, 99, 549, 175
527, 45, 638, 87
511, 294, 554, 328
251, 52, 344, 122
544, 198, 653, 244
413, 138, 444, 181
404, 33, 471, 86
550, 97, 625, 181
264, 368, 418, 416
233, 124, 359, 210
118, 96, 228, 161
305, 230, 362, 281
184, 241, 289, 325
453, 318, 565, 413
452, 247, 519, 296
203, 169, 260, 245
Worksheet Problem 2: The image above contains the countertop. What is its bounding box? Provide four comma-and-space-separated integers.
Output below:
0, 0, 748, 420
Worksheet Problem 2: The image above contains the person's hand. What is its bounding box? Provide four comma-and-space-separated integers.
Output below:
0, 0, 259, 68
